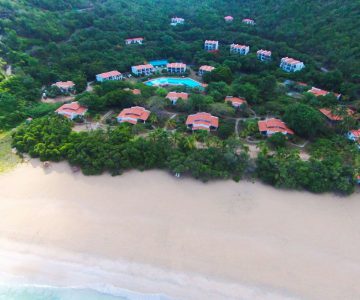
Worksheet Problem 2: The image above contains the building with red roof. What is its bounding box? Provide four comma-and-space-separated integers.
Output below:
198, 65, 215, 76
96, 70, 123, 82
167, 62, 187, 73
124, 88, 141, 95
225, 96, 247, 108
166, 92, 189, 104
280, 57, 305, 72
125, 37, 144, 45
52, 81, 75, 93
257, 49, 272, 62
204, 40, 219, 52
186, 112, 219, 131
224, 16, 234, 22
170, 17, 185, 25
319, 108, 354, 122
258, 118, 294, 136
117, 106, 150, 124
347, 129, 360, 143
307, 87, 341, 100
242, 18, 255, 25
55, 102, 87, 120
230, 44, 250, 55
131, 64, 155, 76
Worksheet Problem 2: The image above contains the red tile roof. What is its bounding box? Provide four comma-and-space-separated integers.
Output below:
97, 70, 122, 79
199, 65, 215, 72
186, 112, 219, 131
53, 81, 75, 89
281, 57, 302, 65
257, 49, 272, 56
166, 92, 189, 101
231, 44, 249, 50
258, 118, 294, 135
225, 96, 247, 107
167, 62, 186, 68
125, 37, 144, 42
319, 108, 354, 121
56, 102, 87, 117
133, 64, 154, 70
117, 106, 150, 124
242, 18, 254, 23
224, 16, 234, 20
308, 87, 341, 99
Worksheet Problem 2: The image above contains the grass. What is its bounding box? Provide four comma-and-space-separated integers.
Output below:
0, 131, 20, 173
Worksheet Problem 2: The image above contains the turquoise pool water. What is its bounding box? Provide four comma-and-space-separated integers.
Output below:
145, 77, 203, 88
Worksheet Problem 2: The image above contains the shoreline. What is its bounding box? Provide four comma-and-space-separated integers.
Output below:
0, 161, 360, 299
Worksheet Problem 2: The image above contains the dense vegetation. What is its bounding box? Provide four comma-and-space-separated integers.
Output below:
0, 0, 359, 193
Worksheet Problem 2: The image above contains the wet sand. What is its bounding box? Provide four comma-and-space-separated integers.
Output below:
0, 161, 359, 299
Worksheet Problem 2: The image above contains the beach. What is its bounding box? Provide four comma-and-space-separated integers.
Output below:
0, 161, 359, 300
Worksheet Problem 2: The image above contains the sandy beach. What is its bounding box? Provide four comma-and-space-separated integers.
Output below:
0, 161, 359, 300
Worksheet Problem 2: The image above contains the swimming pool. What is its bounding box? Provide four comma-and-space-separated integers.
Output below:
145, 77, 203, 88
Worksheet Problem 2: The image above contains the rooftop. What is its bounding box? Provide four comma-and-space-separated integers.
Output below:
258, 118, 294, 135
56, 101, 87, 116
186, 112, 219, 130
97, 70, 122, 78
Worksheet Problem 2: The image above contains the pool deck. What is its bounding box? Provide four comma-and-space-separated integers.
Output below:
144, 77, 205, 88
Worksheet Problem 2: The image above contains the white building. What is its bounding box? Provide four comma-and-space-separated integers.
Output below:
242, 18, 255, 25
204, 40, 219, 52
280, 57, 305, 72
170, 17, 185, 26
125, 37, 144, 45
230, 44, 250, 55
257, 49, 272, 61
131, 64, 155, 76
198, 65, 215, 76
167, 62, 187, 73
96, 70, 123, 82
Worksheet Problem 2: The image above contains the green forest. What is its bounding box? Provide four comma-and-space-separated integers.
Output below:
0, 0, 359, 193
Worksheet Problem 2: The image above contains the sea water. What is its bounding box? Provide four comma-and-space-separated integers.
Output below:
0, 284, 171, 300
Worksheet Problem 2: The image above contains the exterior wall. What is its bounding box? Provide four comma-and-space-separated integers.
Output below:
57, 111, 79, 120
230, 45, 249, 55
257, 54, 271, 61
280, 61, 305, 72
204, 43, 218, 51
131, 67, 155, 76
126, 39, 143, 45
167, 67, 186, 73
96, 74, 123, 82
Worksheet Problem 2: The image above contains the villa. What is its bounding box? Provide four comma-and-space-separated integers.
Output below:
198, 65, 215, 76
242, 18, 255, 25
117, 106, 150, 124
131, 64, 155, 76
307, 87, 341, 100
280, 57, 305, 72
96, 70, 123, 82
125, 37, 144, 45
166, 91, 189, 104
52, 81, 75, 93
257, 49, 272, 61
167, 62, 187, 73
347, 129, 360, 141
224, 16, 233, 22
319, 108, 354, 123
230, 44, 250, 55
258, 118, 294, 136
204, 40, 219, 52
55, 102, 87, 120
170, 17, 184, 26
225, 96, 247, 108
149, 59, 169, 69
186, 112, 219, 131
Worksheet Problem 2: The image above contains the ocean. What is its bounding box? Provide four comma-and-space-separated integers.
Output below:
0, 285, 171, 300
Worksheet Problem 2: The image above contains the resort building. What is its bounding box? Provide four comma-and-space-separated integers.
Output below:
167, 62, 187, 73
204, 40, 219, 52
125, 37, 144, 45
258, 118, 294, 136
242, 18, 255, 25
170, 17, 185, 26
198, 65, 215, 76
149, 59, 169, 69
230, 44, 250, 55
225, 96, 247, 108
124, 88, 141, 95
280, 57, 305, 72
52, 81, 75, 93
166, 91, 189, 104
117, 106, 150, 124
257, 49, 272, 61
96, 70, 123, 82
55, 102, 87, 120
186, 112, 219, 131
347, 129, 360, 141
307, 87, 341, 100
224, 16, 234, 22
319, 108, 354, 123
131, 64, 155, 76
